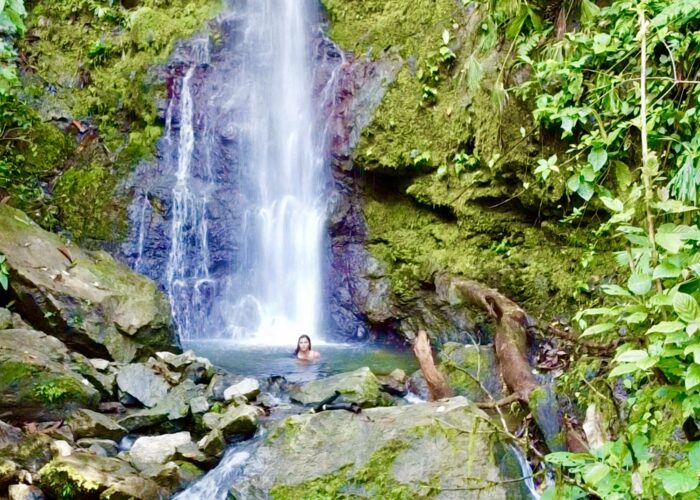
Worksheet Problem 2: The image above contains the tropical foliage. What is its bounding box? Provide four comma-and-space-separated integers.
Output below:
481, 0, 700, 496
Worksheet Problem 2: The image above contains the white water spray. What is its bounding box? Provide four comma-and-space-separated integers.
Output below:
220, 0, 334, 344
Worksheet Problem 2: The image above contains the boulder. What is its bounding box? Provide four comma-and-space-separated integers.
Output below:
118, 379, 203, 432
37, 451, 165, 499
0, 329, 100, 421
197, 429, 225, 458
438, 342, 502, 402
223, 377, 260, 402
66, 409, 126, 441
203, 404, 262, 438
8, 484, 45, 500
76, 438, 119, 457
155, 350, 211, 371
0, 205, 179, 363
231, 397, 521, 498
0, 420, 23, 450
0, 308, 12, 329
50, 440, 73, 458
290, 367, 392, 408
116, 363, 170, 408
128, 432, 193, 465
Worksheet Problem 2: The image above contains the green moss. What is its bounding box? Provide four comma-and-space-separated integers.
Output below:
14, 0, 223, 240
52, 162, 123, 241
363, 192, 609, 318
38, 459, 101, 499
271, 439, 416, 500
33, 376, 87, 406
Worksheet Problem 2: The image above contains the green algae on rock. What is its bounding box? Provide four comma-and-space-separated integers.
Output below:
0, 204, 178, 362
232, 397, 515, 499
10, 0, 224, 241
0, 329, 100, 422
290, 366, 393, 408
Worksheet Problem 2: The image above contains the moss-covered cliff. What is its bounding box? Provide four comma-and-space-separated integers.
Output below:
4, 0, 222, 243
323, 0, 611, 322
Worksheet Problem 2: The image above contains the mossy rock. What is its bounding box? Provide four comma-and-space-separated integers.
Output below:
38, 451, 165, 499
231, 397, 515, 498
437, 342, 502, 402
0, 329, 100, 422
290, 367, 393, 408
0, 205, 178, 362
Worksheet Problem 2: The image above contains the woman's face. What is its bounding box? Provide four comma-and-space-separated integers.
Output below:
298, 337, 310, 352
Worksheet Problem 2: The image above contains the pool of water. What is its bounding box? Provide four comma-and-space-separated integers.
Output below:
185, 340, 419, 383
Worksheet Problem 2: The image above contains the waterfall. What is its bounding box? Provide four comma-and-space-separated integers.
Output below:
127, 0, 342, 344
220, 0, 332, 344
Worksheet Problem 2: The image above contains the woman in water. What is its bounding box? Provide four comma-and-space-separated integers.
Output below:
295, 334, 321, 361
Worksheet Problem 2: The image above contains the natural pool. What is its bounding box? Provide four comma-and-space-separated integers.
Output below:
184, 340, 420, 383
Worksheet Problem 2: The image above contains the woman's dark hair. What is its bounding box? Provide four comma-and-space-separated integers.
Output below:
294, 335, 312, 356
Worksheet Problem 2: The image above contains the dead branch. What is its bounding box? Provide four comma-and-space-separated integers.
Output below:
413, 329, 452, 400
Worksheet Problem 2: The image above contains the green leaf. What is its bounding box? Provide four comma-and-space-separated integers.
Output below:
567, 174, 580, 193
609, 363, 639, 377
656, 232, 684, 254
653, 261, 682, 279
687, 364, 700, 391
601, 284, 631, 297
628, 273, 652, 295
624, 312, 648, 324
689, 442, 700, 472
684, 344, 700, 360
588, 148, 608, 172
654, 467, 699, 496
583, 463, 610, 486
600, 196, 623, 212
673, 292, 700, 322
0, 273, 7, 290
581, 323, 616, 337
616, 350, 648, 363
576, 181, 595, 201
647, 321, 685, 334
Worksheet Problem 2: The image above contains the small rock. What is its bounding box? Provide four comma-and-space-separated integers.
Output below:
88, 444, 108, 457
201, 412, 221, 431
0, 420, 23, 450
0, 459, 19, 485
8, 484, 44, 500
206, 372, 241, 401
50, 440, 73, 458
0, 308, 12, 329
217, 405, 262, 438
389, 368, 407, 384
223, 377, 260, 401
190, 396, 210, 415
129, 432, 193, 465
184, 362, 209, 384
174, 441, 209, 465
116, 363, 170, 408
89, 358, 110, 371
146, 357, 182, 385
67, 409, 126, 441
76, 439, 119, 457
99, 402, 127, 415
198, 429, 225, 458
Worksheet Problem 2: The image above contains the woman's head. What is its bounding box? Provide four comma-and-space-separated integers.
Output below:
295, 335, 311, 355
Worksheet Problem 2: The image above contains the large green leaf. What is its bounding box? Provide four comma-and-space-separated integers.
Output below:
628, 273, 652, 295
687, 364, 700, 391
656, 231, 684, 254
673, 292, 700, 322
654, 467, 699, 496
588, 147, 608, 171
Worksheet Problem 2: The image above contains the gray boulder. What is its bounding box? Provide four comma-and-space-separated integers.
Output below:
0, 205, 179, 363
290, 367, 392, 408
128, 432, 193, 465
8, 484, 44, 500
231, 397, 519, 498
118, 379, 203, 432
116, 363, 170, 407
223, 377, 260, 401
66, 409, 126, 441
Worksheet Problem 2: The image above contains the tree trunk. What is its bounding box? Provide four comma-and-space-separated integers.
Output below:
412, 329, 453, 401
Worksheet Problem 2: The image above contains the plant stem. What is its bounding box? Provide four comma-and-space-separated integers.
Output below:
638, 6, 661, 292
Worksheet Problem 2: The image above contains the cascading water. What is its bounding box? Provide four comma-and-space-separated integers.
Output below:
126, 0, 343, 344
219, 0, 332, 344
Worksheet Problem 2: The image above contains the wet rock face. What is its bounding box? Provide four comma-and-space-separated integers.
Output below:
0, 328, 101, 422
0, 205, 178, 363
231, 397, 516, 498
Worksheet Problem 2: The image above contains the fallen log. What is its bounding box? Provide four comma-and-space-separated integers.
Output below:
432, 273, 569, 452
